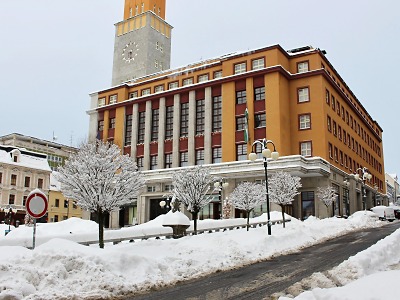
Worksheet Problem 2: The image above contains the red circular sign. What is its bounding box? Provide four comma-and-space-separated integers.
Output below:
26, 192, 48, 218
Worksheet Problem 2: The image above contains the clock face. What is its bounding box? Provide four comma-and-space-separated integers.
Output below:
122, 42, 139, 63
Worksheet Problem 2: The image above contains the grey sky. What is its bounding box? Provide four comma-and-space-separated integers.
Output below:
0, 0, 399, 175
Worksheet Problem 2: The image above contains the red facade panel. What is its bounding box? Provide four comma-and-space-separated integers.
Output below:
136, 144, 144, 156
195, 136, 204, 148
212, 133, 221, 146
179, 138, 188, 151
150, 143, 158, 155
195, 89, 205, 100
164, 140, 172, 153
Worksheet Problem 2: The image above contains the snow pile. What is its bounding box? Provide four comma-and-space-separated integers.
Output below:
0, 212, 393, 300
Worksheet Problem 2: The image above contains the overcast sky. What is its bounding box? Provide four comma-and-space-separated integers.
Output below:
0, 0, 399, 175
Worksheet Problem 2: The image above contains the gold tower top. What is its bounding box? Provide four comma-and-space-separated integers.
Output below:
124, 0, 166, 20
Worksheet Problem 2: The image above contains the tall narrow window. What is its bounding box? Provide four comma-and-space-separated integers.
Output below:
150, 155, 158, 170
236, 90, 247, 104
9, 194, 15, 205
298, 87, 309, 102
180, 103, 189, 137
136, 157, 144, 171
124, 114, 133, 146
38, 178, 43, 189
236, 144, 247, 161
212, 147, 222, 163
180, 152, 188, 167
11, 174, 17, 186
254, 87, 265, 101
151, 109, 159, 142
301, 191, 315, 220
196, 99, 205, 135
325, 90, 330, 104
165, 153, 172, 168
0, 172, 2, 184
24, 176, 30, 188
98, 120, 104, 132
165, 106, 174, 139
195, 149, 205, 165
137, 112, 146, 144
236, 116, 246, 131
109, 117, 116, 129
212, 96, 222, 132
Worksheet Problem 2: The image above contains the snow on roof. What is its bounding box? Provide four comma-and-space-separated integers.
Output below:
0, 146, 51, 172
50, 172, 61, 191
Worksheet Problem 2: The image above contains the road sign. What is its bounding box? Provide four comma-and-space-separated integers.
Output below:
26, 189, 48, 219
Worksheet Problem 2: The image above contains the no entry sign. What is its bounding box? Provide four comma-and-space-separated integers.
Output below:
26, 189, 48, 219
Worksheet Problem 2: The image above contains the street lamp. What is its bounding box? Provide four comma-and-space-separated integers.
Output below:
249, 139, 279, 235
354, 167, 372, 210
343, 178, 350, 217
214, 179, 229, 219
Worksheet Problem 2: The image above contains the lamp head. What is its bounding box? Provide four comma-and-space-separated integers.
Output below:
214, 182, 220, 189
159, 200, 166, 208
262, 148, 271, 158
222, 182, 229, 189
271, 151, 279, 160
249, 152, 257, 161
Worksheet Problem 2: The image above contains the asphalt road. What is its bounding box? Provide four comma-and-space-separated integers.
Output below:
126, 222, 400, 300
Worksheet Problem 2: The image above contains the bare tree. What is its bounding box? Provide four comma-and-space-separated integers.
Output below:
230, 182, 266, 231
56, 140, 145, 248
171, 166, 216, 234
317, 186, 337, 217
268, 171, 302, 228
222, 198, 232, 219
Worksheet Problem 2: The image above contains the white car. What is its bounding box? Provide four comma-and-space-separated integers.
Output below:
370, 206, 396, 222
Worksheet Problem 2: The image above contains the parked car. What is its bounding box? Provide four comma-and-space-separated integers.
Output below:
370, 206, 396, 222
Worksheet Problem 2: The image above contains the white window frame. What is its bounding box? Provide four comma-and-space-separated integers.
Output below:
234, 63, 246, 74
198, 74, 209, 83
300, 141, 312, 157
141, 88, 151, 96
182, 78, 193, 86
109, 95, 117, 104
298, 87, 310, 103
129, 91, 138, 99
98, 97, 105, 107
155, 85, 164, 93
252, 58, 265, 70
214, 71, 222, 79
168, 82, 178, 90
299, 114, 311, 129
297, 61, 309, 73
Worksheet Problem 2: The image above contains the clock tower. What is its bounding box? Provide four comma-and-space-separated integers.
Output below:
111, 0, 173, 86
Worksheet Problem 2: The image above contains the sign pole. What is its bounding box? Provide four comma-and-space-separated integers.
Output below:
33, 218, 37, 249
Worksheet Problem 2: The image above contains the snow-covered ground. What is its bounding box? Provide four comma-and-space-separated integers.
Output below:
0, 211, 399, 300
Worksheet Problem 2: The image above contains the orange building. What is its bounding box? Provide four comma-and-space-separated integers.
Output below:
87, 1, 385, 227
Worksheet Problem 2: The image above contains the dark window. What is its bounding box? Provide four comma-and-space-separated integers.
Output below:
23, 196, 27, 206
64, 200, 68, 208
165, 153, 172, 168
11, 174, 17, 186
24, 176, 30, 188
236, 116, 246, 131
124, 114, 133, 146
55, 199, 60, 207
301, 191, 315, 220
138, 112, 146, 143
236, 90, 247, 104
213, 147, 222, 163
236, 144, 247, 161
196, 99, 205, 135
151, 109, 159, 142
9, 194, 15, 205
325, 90, 330, 104
150, 155, 158, 170
195, 149, 204, 165
180, 103, 189, 137
98, 120, 104, 132
165, 106, 174, 139
255, 113, 266, 128
212, 96, 222, 132
38, 178, 43, 189
0, 172, 2, 184
54, 215, 58, 222
327, 116, 331, 132
254, 87, 265, 101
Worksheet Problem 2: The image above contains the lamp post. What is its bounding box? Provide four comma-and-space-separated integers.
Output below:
343, 178, 350, 217
249, 139, 279, 235
214, 179, 229, 219
354, 167, 372, 211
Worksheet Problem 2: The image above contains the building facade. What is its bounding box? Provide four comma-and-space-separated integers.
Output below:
0, 133, 78, 171
0, 145, 51, 224
87, 1, 385, 227
48, 172, 82, 223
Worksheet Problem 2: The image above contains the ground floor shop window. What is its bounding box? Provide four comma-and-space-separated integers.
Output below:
301, 191, 315, 220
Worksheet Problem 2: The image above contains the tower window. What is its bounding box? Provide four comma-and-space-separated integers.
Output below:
141, 3, 144, 13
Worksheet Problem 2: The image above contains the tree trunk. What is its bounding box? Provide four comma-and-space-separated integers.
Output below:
280, 205, 286, 228
192, 211, 198, 235
98, 209, 104, 249
246, 210, 250, 231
